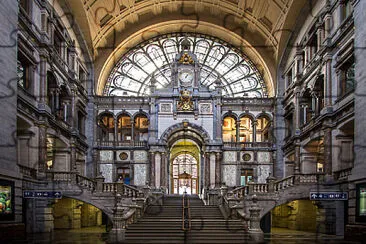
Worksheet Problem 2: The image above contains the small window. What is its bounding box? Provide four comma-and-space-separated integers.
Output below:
17, 55, 32, 93
19, 0, 31, 15
356, 183, 366, 222
341, 0, 353, 21
54, 32, 63, 55
339, 59, 355, 97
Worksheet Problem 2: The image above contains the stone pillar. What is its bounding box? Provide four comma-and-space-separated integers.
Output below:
236, 120, 240, 143
294, 143, 301, 174
70, 138, 77, 172
248, 195, 264, 242
210, 153, 216, 188
204, 152, 210, 188
160, 152, 167, 189
294, 88, 301, 131
351, 0, 366, 182
323, 124, 333, 178
38, 122, 48, 174
252, 121, 257, 142
324, 54, 333, 107
150, 152, 155, 188
34, 199, 54, 232
215, 152, 222, 187
155, 152, 161, 188
39, 52, 48, 103
109, 194, 126, 243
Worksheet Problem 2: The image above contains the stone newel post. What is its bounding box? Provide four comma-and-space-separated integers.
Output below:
95, 173, 105, 192
249, 195, 264, 242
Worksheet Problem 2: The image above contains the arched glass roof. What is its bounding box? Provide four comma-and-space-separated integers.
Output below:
104, 33, 267, 98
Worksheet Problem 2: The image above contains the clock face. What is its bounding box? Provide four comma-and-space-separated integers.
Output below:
178, 69, 194, 86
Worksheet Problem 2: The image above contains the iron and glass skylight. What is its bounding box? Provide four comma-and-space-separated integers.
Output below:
104, 33, 267, 98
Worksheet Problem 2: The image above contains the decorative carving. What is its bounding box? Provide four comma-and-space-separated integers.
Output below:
178, 52, 194, 64
119, 152, 128, 160
177, 89, 194, 111
134, 150, 148, 161
199, 103, 212, 114
223, 151, 236, 162
160, 103, 172, 113
243, 153, 252, 162
100, 151, 113, 161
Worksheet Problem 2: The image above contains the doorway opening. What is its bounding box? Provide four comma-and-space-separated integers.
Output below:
170, 139, 200, 195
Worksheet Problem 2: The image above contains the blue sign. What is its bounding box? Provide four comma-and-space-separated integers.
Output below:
310, 192, 348, 200
23, 191, 62, 199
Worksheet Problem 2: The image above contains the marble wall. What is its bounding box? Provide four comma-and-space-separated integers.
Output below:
100, 164, 113, 182
222, 165, 237, 187
134, 164, 147, 186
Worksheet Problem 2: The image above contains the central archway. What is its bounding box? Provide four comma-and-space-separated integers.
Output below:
170, 140, 200, 195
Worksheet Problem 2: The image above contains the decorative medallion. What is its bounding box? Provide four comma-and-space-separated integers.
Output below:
177, 89, 194, 111
242, 153, 251, 162
178, 52, 194, 64
119, 152, 128, 160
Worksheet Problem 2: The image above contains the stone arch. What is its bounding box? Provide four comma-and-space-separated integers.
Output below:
131, 110, 150, 120
239, 112, 256, 121
160, 122, 210, 146
54, 195, 113, 224
222, 111, 239, 121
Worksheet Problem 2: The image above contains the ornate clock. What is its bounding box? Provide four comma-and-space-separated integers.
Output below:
178, 69, 194, 87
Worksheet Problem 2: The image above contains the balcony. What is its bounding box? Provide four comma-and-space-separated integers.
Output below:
97, 140, 148, 148
223, 142, 273, 149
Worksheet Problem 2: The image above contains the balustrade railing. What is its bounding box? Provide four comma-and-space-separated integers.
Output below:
252, 183, 269, 193
102, 182, 141, 197
98, 140, 148, 147
49, 171, 76, 182
274, 176, 295, 191
334, 168, 352, 181
76, 174, 96, 191
223, 142, 273, 149
231, 186, 248, 198
18, 164, 37, 178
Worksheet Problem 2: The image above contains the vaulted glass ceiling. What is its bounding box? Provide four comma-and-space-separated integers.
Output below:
104, 33, 267, 98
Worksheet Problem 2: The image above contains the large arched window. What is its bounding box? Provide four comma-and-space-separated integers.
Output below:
98, 113, 115, 144
105, 33, 267, 98
133, 114, 149, 142
222, 116, 237, 143
117, 113, 132, 143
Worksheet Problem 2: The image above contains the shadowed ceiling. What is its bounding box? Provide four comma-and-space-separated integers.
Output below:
63, 0, 310, 96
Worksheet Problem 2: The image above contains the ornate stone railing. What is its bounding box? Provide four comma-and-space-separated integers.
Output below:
102, 182, 141, 198
251, 183, 269, 193
76, 174, 96, 191
18, 164, 37, 179
274, 176, 295, 191
223, 142, 273, 149
98, 140, 148, 147
49, 171, 76, 182
230, 186, 248, 198
334, 168, 352, 181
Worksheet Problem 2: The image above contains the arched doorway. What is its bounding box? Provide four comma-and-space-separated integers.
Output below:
169, 139, 200, 195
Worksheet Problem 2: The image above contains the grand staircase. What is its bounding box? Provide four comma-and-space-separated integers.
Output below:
124, 194, 251, 243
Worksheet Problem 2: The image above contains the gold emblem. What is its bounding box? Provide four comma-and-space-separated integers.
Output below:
178, 53, 194, 64
177, 89, 194, 111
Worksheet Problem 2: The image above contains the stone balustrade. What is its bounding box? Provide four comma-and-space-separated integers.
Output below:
102, 182, 141, 197
274, 176, 295, 191
334, 168, 352, 181
76, 174, 96, 191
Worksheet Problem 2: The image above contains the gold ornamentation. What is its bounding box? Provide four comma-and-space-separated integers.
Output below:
177, 89, 194, 111
178, 53, 194, 64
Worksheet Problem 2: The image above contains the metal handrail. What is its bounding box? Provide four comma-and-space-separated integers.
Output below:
182, 193, 191, 231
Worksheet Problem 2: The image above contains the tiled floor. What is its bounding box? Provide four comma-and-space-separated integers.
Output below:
3, 227, 362, 244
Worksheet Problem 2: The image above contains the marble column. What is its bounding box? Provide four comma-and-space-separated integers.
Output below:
38, 122, 47, 174
204, 152, 210, 188
252, 121, 257, 143
150, 152, 156, 187
160, 152, 167, 189
155, 153, 161, 188
294, 143, 301, 174
215, 152, 222, 187
324, 54, 333, 107
323, 125, 333, 177
70, 138, 77, 172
